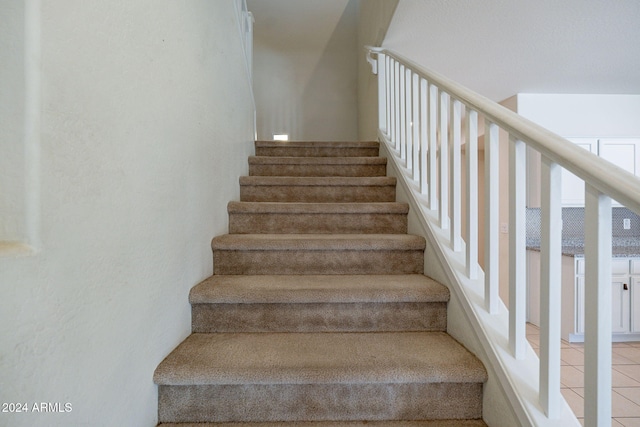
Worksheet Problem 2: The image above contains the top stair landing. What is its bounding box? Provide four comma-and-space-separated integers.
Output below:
255, 141, 379, 157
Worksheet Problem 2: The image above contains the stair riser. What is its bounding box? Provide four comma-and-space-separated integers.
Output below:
158, 382, 483, 423
213, 250, 424, 275
157, 422, 489, 427
192, 302, 447, 333
240, 186, 396, 203
255, 147, 379, 157
250, 164, 386, 177
229, 213, 408, 234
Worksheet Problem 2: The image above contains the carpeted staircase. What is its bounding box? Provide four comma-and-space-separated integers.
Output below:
154, 141, 488, 426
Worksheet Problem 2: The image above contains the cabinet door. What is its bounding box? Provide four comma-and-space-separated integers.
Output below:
561, 139, 598, 206
632, 277, 640, 332
575, 276, 585, 335
599, 139, 640, 206
612, 276, 631, 334
598, 139, 640, 176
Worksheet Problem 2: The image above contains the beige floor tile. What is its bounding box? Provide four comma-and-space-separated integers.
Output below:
562, 365, 585, 388
614, 367, 640, 387
617, 417, 640, 426
614, 343, 634, 348
562, 348, 585, 366
570, 343, 585, 352
614, 353, 638, 365
526, 322, 540, 335
614, 419, 629, 426
613, 391, 640, 418
615, 348, 640, 364
563, 388, 584, 418
616, 365, 640, 383
572, 387, 585, 397
616, 388, 640, 406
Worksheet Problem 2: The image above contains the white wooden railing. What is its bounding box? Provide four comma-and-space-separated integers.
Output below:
366, 46, 640, 427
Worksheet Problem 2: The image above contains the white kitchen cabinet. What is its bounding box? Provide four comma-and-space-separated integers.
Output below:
599, 139, 640, 176
560, 138, 640, 206
561, 138, 598, 207
572, 257, 640, 342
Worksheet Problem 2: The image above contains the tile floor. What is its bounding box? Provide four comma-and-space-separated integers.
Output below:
527, 323, 640, 426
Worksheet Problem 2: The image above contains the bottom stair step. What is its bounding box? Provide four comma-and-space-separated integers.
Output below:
158, 421, 488, 426
154, 332, 487, 423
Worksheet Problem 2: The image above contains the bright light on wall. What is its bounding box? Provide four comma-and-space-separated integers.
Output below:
273, 134, 289, 141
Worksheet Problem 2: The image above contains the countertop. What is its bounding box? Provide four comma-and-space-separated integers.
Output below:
526, 237, 640, 258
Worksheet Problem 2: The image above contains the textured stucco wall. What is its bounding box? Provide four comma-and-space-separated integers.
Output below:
249, 0, 359, 141
0, 1, 254, 426
0, 0, 26, 242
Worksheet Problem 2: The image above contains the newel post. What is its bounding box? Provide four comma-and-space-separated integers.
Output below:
366, 47, 387, 134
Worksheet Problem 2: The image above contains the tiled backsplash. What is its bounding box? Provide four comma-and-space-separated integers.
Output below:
526, 207, 640, 240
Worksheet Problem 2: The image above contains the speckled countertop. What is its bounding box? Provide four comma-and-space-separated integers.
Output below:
526, 207, 640, 258
526, 238, 640, 258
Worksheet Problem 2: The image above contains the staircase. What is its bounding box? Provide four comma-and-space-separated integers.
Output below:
153, 140, 488, 426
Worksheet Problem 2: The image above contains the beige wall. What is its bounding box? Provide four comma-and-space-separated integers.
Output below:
0, 1, 254, 425
249, 0, 359, 141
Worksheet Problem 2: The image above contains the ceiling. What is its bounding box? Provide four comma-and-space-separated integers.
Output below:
247, 0, 356, 50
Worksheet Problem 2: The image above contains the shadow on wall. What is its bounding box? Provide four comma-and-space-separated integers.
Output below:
252, 0, 359, 142
300, 0, 358, 141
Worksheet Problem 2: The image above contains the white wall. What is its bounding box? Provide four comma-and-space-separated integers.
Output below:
0, 0, 27, 244
515, 94, 640, 138
383, 0, 640, 101
356, 0, 399, 141
249, 0, 359, 141
0, 1, 254, 426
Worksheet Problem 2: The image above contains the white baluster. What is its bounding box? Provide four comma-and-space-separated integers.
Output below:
439, 91, 449, 230
428, 84, 438, 210
584, 184, 612, 427
466, 109, 478, 279
509, 135, 526, 359
394, 60, 400, 150
405, 67, 412, 169
377, 53, 386, 134
399, 64, 406, 161
420, 78, 428, 195
450, 99, 462, 251
386, 55, 391, 138
484, 120, 499, 314
539, 157, 562, 418
412, 72, 420, 182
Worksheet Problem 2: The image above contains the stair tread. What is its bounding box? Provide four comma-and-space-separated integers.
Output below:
256, 141, 378, 148
228, 201, 409, 214
211, 234, 426, 251
158, 421, 487, 426
190, 274, 449, 304
249, 156, 387, 165
154, 331, 487, 386
240, 176, 396, 186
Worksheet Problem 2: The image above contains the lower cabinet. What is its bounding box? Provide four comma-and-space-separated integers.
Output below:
573, 258, 640, 342
526, 251, 640, 342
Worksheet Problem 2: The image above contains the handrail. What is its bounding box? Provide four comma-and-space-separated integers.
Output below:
368, 47, 640, 214
366, 45, 640, 426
